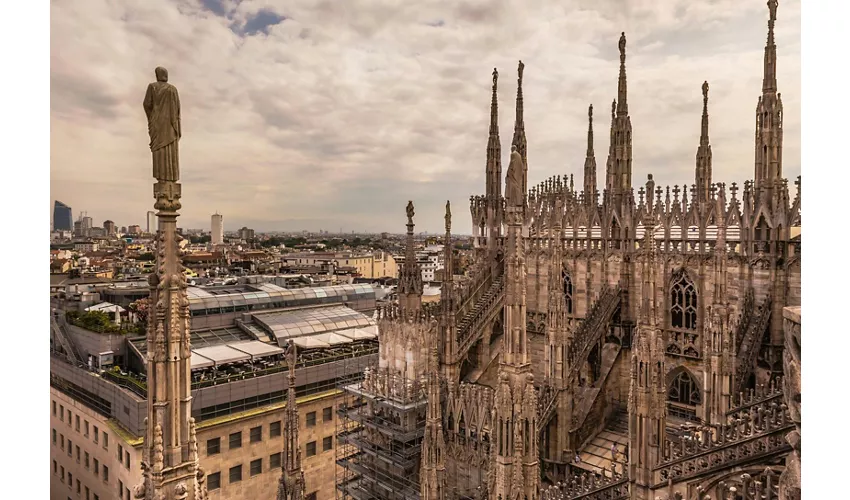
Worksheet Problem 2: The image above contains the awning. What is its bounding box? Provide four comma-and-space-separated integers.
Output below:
192, 344, 251, 366
228, 340, 285, 360
190, 352, 214, 369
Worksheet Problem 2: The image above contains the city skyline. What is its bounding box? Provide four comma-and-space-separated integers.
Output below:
50, 0, 800, 234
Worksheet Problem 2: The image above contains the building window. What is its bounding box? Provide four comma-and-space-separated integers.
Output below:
118, 445, 124, 462
103, 465, 109, 482
68, 409, 72, 425
306, 412, 316, 427
53, 460, 58, 474
93, 426, 99, 444
76, 415, 80, 432
323, 406, 333, 422
323, 436, 333, 452
94, 459, 99, 474
77, 479, 81, 494
85, 452, 89, 469
668, 370, 701, 406
208, 472, 221, 490
207, 437, 220, 455
69, 472, 73, 486
562, 269, 573, 314
103, 432, 109, 450
306, 441, 316, 457
670, 269, 697, 330
250, 458, 262, 476
67, 439, 73, 456
229, 464, 242, 483
270, 421, 282, 438
229, 432, 242, 449
60, 465, 65, 481
53, 428, 57, 444
119, 480, 124, 497
86, 487, 90, 500
53, 400, 57, 416
60, 405, 64, 421
61, 434, 65, 450
270, 452, 282, 469
125, 454, 130, 470
76, 445, 81, 462
84, 421, 89, 437
250, 426, 262, 443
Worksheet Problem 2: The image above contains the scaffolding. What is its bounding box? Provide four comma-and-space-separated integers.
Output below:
336, 369, 427, 500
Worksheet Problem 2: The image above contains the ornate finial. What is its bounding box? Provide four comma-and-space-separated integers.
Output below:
589, 103, 593, 120
406, 200, 415, 224
517, 60, 524, 82
768, 0, 778, 22
702, 81, 709, 102
492, 67, 498, 86
445, 200, 452, 234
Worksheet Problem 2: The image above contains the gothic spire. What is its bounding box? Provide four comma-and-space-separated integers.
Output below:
695, 81, 713, 204
583, 104, 597, 204
277, 341, 305, 500
398, 201, 423, 316
444, 201, 452, 281
512, 60, 528, 196
763, 0, 779, 94
617, 32, 628, 117
490, 68, 500, 138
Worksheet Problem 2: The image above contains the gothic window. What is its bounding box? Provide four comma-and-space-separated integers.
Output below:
668, 370, 701, 406
756, 216, 770, 241
562, 270, 573, 314
670, 270, 697, 330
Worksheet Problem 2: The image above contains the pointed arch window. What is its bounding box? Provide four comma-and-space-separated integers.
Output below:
562, 269, 573, 314
670, 269, 697, 330
668, 370, 701, 406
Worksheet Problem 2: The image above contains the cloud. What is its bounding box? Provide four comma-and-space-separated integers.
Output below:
50, 0, 800, 234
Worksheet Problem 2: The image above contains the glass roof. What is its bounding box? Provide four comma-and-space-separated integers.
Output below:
186, 283, 375, 309
253, 305, 377, 347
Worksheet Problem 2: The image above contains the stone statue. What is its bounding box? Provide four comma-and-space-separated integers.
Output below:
505, 145, 524, 207
144, 67, 181, 182
618, 32, 626, 57
445, 200, 451, 233
406, 201, 415, 222
492, 68, 498, 86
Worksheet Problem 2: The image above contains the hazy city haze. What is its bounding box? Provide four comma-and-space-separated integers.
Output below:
50, 0, 801, 234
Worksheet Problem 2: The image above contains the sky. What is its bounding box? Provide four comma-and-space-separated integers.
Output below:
50, 0, 801, 235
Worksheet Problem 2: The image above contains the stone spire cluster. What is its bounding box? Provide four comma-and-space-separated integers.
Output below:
491, 60, 539, 500
277, 341, 305, 500
695, 81, 713, 204
398, 201, 424, 317
135, 67, 207, 500
628, 176, 667, 500
420, 328, 447, 500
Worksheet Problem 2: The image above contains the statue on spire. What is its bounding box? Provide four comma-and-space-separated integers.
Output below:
702, 81, 709, 102
768, 0, 778, 22
493, 67, 498, 86
618, 32, 626, 60
445, 201, 451, 234
144, 67, 181, 182
505, 145, 524, 207
406, 200, 415, 224
517, 60, 524, 82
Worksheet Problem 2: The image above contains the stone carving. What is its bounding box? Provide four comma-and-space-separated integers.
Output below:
406, 200, 415, 223
152, 424, 164, 471
174, 482, 188, 500
505, 145, 524, 207
144, 67, 181, 182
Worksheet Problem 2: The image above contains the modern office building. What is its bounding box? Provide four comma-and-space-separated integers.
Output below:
54, 201, 73, 232
212, 213, 224, 245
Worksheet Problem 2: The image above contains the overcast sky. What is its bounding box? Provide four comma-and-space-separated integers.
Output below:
50, 0, 800, 235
